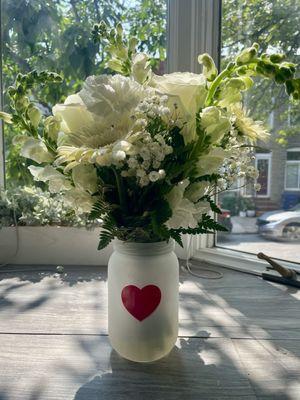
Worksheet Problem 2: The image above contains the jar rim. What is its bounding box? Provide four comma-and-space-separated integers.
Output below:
113, 239, 175, 256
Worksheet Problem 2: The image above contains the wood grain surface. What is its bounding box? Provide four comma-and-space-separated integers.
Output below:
0, 263, 300, 399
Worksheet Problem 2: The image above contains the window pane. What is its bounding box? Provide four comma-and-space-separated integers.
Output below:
286, 164, 299, 189
218, 0, 300, 264
256, 159, 269, 196
287, 151, 300, 161
1, 0, 167, 227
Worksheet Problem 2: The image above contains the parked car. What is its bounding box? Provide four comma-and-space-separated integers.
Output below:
218, 208, 233, 233
257, 204, 300, 241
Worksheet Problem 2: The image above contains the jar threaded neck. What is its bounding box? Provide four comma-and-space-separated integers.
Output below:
113, 240, 175, 256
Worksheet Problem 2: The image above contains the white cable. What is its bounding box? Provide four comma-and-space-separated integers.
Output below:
182, 234, 223, 280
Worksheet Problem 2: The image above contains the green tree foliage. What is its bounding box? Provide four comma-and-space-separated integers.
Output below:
222, 0, 300, 145
2, 0, 167, 186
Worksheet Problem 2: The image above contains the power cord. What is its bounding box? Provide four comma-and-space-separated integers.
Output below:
181, 235, 223, 280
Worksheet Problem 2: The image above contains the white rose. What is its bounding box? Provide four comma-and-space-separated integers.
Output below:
150, 72, 207, 116
197, 148, 226, 175
18, 137, 54, 164
72, 164, 98, 194
200, 106, 231, 143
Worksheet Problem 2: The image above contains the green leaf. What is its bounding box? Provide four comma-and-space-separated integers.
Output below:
203, 196, 222, 214
170, 230, 183, 248
98, 230, 114, 250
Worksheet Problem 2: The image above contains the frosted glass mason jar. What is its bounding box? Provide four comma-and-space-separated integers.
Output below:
108, 240, 179, 362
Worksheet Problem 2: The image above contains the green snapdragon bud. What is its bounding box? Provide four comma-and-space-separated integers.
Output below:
15, 96, 29, 112
107, 57, 124, 73
285, 78, 300, 99
116, 22, 123, 36
256, 60, 276, 78
274, 72, 286, 84
235, 43, 259, 65
44, 115, 61, 141
227, 77, 247, 90
198, 53, 218, 81
279, 66, 294, 80
27, 104, 41, 128
7, 86, 16, 97
270, 54, 285, 63
0, 111, 13, 124
114, 44, 128, 59
129, 37, 138, 52
236, 66, 247, 75
109, 28, 116, 42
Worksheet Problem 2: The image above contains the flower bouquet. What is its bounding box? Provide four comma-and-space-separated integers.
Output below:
1, 21, 299, 362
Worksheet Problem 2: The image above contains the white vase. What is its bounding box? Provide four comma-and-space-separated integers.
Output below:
108, 240, 179, 362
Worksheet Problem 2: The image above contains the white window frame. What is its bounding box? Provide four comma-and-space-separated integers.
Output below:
285, 148, 300, 191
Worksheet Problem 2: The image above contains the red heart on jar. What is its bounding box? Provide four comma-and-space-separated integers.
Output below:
121, 285, 161, 321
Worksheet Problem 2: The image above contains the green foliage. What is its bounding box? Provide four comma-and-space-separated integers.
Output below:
6, 70, 62, 137
92, 20, 137, 76
222, 0, 300, 144
205, 43, 299, 107
172, 214, 228, 235
2, 0, 167, 185
203, 196, 222, 215
98, 214, 117, 250
125, 0, 166, 70
0, 186, 94, 227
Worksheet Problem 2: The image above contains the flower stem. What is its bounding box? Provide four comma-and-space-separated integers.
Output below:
204, 68, 231, 107
204, 59, 259, 107
112, 167, 128, 214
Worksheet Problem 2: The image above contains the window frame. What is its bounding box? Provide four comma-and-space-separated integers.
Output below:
285, 148, 300, 191
255, 152, 272, 198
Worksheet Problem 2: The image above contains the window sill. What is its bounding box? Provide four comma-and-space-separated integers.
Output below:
193, 246, 300, 275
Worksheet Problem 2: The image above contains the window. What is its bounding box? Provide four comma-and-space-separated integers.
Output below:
215, 0, 300, 266
285, 149, 300, 190
1, 0, 299, 268
242, 153, 272, 198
